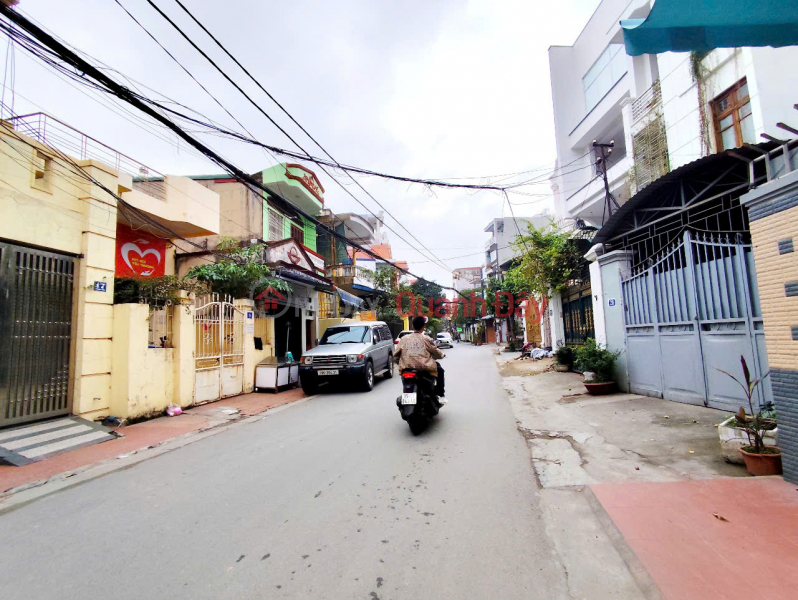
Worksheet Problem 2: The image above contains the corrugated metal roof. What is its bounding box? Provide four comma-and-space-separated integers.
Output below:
593, 143, 774, 246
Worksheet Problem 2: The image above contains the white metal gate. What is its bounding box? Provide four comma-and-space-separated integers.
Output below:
194, 295, 244, 404
621, 230, 771, 411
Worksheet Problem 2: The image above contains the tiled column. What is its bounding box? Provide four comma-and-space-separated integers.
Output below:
71, 160, 118, 421
741, 170, 798, 483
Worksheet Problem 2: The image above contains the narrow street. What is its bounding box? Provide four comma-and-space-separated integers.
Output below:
1, 346, 572, 600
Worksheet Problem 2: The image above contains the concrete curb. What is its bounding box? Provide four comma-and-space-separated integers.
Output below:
0, 394, 319, 515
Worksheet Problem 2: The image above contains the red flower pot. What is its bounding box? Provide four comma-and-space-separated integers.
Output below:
583, 381, 615, 395
739, 447, 782, 476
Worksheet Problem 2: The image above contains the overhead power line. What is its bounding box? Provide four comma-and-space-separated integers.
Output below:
134, 0, 452, 274
0, 7, 471, 296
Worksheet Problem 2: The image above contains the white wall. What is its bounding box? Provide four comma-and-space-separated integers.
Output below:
485, 216, 550, 271
658, 45, 798, 172
549, 0, 654, 221
552, 3, 798, 228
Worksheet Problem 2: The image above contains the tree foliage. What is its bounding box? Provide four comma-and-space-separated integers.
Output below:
410, 278, 444, 302
114, 275, 208, 307
185, 239, 290, 299
510, 220, 584, 297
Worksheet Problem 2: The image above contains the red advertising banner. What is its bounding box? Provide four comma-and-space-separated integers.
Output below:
115, 222, 167, 279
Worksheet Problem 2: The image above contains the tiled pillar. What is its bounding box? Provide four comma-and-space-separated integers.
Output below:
741, 170, 798, 482
71, 160, 118, 421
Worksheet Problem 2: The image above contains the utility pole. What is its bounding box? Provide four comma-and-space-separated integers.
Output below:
592, 140, 621, 225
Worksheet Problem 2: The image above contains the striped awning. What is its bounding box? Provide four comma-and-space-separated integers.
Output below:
335, 286, 363, 308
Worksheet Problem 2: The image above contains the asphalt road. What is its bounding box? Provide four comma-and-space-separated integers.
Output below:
1, 345, 569, 600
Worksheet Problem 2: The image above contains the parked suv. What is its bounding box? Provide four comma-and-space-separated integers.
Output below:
299, 322, 394, 394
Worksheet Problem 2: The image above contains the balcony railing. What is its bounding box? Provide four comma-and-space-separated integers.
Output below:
6, 112, 164, 187
632, 80, 662, 123
326, 264, 357, 279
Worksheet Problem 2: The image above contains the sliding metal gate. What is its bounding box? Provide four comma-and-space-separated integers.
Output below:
621, 231, 771, 411
194, 296, 244, 404
0, 242, 75, 427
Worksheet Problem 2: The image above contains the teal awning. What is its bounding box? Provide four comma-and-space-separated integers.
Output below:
621, 0, 798, 56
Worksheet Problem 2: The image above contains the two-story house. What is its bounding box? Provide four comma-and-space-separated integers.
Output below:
0, 111, 223, 430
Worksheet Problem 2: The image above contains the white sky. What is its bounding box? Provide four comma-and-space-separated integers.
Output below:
6, 0, 599, 286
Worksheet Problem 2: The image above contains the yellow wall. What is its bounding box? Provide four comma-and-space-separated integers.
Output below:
111, 304, 178, 419
0, 124, 220, 422
253, 316, 275, 367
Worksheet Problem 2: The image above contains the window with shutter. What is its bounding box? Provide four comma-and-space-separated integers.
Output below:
268, 210, 284, 242
291, 224, 304, 244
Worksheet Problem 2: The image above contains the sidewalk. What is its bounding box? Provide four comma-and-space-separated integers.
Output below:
592, 477, 798, 600
0, 387, 306, 495
497, 351, 798, 600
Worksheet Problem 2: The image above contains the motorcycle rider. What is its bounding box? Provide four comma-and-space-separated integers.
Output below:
393, 315, 446, 401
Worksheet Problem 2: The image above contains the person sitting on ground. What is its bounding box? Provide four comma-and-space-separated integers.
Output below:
393, 315, 446, 400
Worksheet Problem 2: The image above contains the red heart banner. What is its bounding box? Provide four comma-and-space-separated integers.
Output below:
115, 222, 166, 279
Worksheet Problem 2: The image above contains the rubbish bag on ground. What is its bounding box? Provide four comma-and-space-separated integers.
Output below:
166, 404, 183, 417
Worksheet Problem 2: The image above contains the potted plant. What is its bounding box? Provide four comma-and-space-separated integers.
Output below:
718, 403, 778, 464
554, 343, 573, 373
717, 357, 780, 476
573, 338, 621, 395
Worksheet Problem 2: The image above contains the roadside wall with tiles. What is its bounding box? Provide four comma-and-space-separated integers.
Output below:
742, 170, 798, 483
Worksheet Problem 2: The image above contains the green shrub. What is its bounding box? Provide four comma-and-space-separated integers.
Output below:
573, 338, 621, 383
555, 343, 574, 366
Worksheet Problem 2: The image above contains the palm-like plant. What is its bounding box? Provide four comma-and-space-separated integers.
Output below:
716, 356, 772, 455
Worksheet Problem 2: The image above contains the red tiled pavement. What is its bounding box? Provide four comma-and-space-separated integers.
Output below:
0, 388, 307, 494
591, 477, 798, 600
210, 387, 306, 417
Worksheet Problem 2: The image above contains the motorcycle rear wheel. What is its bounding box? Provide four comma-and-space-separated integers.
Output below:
408, 415, 427, 435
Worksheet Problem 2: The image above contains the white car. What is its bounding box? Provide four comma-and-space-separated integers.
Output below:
435, 332, 454, 349
395, 330, 434, 346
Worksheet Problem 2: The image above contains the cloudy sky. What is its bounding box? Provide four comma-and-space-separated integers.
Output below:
7, 0, 599, 287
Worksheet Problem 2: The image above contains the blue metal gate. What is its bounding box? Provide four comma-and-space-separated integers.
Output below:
621, 231, 771, 411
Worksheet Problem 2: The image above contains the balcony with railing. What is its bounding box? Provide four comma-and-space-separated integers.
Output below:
631, 79, 662, 124
325, 264, 376, 294
7, 112, 220, 237
7, 112, 165, 194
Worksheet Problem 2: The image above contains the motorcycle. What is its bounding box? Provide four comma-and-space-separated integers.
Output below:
395, 357, 444, 435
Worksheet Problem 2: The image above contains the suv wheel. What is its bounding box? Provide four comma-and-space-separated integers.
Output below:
363, 361, 374, 392
301, 378, 318, 395
385, 356, 394, 379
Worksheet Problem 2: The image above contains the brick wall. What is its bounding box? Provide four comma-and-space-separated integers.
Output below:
748, 204, 798, 369
747, 194, 798, 482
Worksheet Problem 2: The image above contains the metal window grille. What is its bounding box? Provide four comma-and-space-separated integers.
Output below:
148, 306, 173, 348
318, 291, 336, 319
253, 316, 270, 342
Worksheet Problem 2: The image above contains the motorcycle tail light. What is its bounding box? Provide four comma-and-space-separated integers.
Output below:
402, 372, 416, 379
